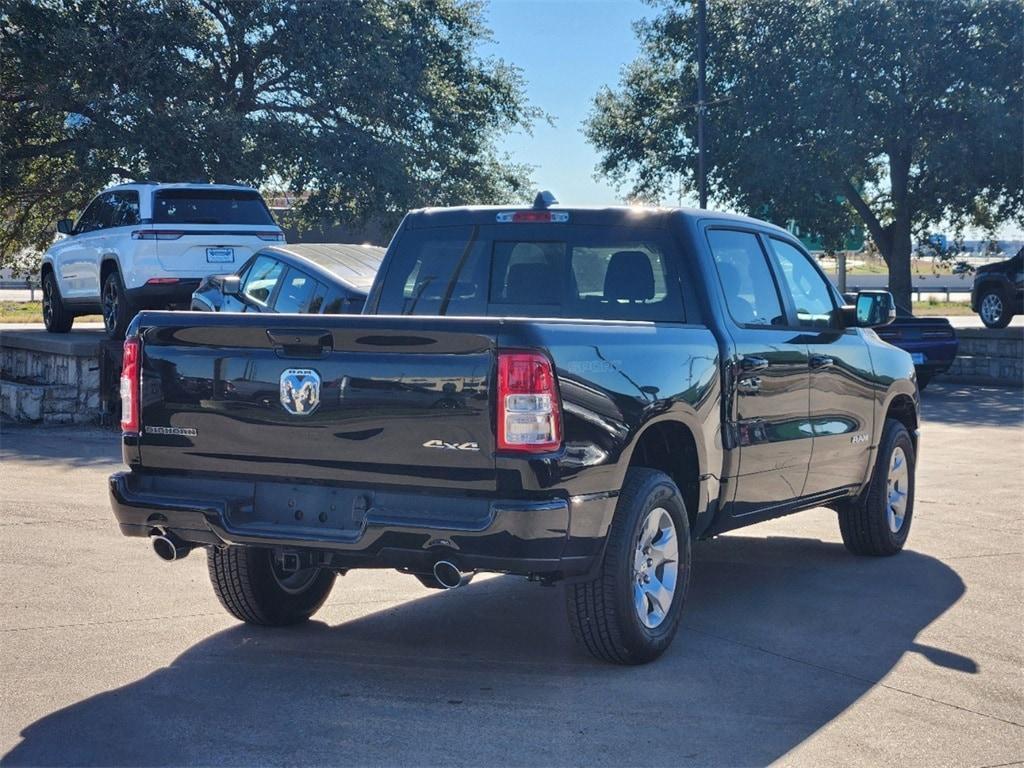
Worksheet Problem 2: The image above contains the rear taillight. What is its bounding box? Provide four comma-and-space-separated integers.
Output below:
120, 338, 140, 433
256, 231, 285, 242
131, 230, 184, 240
497, 351, 561, 453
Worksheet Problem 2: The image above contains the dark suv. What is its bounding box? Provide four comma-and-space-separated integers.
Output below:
971, 248, 1023, 328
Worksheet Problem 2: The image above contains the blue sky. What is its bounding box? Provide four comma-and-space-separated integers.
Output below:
482, 0, 658, 207
480, 1, 1021, 239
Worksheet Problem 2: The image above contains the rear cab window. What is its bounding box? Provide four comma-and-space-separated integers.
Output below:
375, 222, 685, 321
153, 189, 275, 225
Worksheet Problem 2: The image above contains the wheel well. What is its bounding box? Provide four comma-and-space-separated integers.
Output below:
41, 262, 53, 279
627, 421, 700, 530
886, 394, 919, 451
100, 259, 119, 282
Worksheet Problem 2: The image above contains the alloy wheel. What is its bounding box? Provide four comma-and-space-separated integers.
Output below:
632, 506, 679, 629
102, 277, 118, 332
980, 293, 1003, 325
886, 446, 910, 533
42, 279, 54, 327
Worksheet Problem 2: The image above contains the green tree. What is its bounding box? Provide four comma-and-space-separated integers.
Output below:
587, 0, 1023, 310
0, 0, 538, 265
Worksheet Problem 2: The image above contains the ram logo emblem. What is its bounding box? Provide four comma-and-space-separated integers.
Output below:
280, 368, 321, 415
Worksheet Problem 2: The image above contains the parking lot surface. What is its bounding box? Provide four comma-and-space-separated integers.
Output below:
1, 384, 1021, 767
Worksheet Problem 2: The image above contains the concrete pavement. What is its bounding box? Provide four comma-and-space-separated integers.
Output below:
0, 384, 1022, 766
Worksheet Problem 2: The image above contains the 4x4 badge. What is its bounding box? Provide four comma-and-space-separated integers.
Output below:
423, 439, 479, 451
280, 368, 321, 415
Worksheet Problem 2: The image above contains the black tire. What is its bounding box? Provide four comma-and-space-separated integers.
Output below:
101, 269, 137, 340
978, 286, 1012, 329
207, 546, 336, 626
567, 468, 692, 664
41, 271, 73, 333
838, 418, 915, 556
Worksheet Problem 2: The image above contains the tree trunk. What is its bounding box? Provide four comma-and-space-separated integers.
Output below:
882, 219, 914, 315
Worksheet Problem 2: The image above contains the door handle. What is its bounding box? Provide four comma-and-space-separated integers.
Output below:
809, 355, 834, 370
739, 356, 769, 372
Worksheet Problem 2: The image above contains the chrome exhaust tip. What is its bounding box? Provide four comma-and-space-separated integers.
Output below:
151, 532, 191, 562
433, 560, 472, 590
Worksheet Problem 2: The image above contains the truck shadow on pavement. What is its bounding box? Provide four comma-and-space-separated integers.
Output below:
3, 535, 971, 767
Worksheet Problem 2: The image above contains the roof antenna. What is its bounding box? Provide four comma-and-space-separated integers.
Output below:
532, 190, 558, 209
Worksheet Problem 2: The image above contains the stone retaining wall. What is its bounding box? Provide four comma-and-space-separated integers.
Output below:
941, 327, 1023, 387
0, 331, 105, 424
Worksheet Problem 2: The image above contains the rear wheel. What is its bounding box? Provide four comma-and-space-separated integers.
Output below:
207, 546, 336, 626
42, 271, 73, 333
978, 287, 1012, 329
567, 468, 691, 664
101, 269, 137, 340
838, 418, 916, 556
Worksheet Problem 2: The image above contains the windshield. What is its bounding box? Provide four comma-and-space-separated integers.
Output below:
153, 189, 275, 225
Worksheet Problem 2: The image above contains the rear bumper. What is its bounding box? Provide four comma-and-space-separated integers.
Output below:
108, 471, 616, 578
126, 280, 202, 308
898, 338, 959, 374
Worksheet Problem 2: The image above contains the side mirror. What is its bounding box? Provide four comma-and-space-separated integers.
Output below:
220, 275, 242, 297
56, 219, 74, 235
842, 290, 896, 328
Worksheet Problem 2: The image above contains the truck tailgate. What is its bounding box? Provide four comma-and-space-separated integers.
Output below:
135, 313, 498, 492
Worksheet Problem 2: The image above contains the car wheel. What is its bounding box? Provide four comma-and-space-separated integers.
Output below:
207, 546, 336, 626
42, 271, 74, 333
838, 418, 915, 556
101, 270, 137, 340
978, 287, 1012, 329
566, 468, 692, 664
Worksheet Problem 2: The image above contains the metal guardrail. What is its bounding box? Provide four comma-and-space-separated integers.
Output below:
847, 284, 972, 302
0, 278, 40, 300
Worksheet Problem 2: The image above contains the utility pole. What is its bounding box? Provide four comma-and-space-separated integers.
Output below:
696, 0, 707, 209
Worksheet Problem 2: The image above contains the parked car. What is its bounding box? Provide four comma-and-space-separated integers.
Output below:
42, 182, 285, 338
842, 294, 957, 389
971, 248, 1023, 328
191, 243, 385, 315
875, 314, 958, 390
109, 196, 919, 665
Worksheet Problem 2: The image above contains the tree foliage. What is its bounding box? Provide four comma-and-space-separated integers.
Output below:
587, 0, 1023, 309
0, 0, 538, 265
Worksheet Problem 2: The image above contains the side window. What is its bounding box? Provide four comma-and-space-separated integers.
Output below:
109, 191, 140, 227
706, 229, 785, 327
321, 288, 357, 314
272, 267, 318, 313
74, 197, 104, 234
377, 226, 488, 316
241, 255, 284, 306
767, 238, 837, 328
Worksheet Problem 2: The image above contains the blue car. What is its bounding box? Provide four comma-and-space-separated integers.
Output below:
874, 314, 958, 390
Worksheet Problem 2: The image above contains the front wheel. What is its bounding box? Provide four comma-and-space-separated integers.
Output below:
207, 546, 336, 626
42, 271, 74, 333
978, 287, 1012, 329
838, 418, 916, 556
567, 468, 692, 664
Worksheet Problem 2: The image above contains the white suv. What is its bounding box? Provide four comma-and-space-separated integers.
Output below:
42, 182, 285, 338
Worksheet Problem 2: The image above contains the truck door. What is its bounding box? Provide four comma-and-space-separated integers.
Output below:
706, 228, 813, 518
763, 237, 875, 496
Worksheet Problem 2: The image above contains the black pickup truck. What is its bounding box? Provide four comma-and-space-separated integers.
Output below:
109, 198, 919, 664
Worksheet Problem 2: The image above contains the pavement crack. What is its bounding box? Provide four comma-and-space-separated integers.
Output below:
682, 625, 1024, 729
